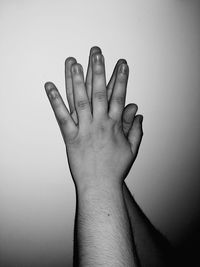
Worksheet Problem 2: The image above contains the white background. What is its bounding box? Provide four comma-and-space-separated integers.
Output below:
0, 0, 200, 266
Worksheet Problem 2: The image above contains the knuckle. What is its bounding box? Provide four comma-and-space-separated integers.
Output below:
112, 120, 123, 135
117, 72, 127, 83
123, 119, 131, 126
65, 134, 81, 147
74, 77, 83, 85
98, 123, 107, 133
59, 116, 68, 126
112, 96, 124, 105
95, 123, 109, 141
94, 91, 107, 101
93, 65, 103, 74
77, 99, 89, 110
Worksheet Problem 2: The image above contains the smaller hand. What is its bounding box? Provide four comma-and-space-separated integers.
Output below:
44, 48, 143, 190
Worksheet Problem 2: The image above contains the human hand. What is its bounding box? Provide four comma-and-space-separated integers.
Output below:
44, 47, 143, 190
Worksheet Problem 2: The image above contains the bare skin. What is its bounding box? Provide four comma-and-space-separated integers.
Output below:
45, 47, 142, 266
44, 46, 172, 266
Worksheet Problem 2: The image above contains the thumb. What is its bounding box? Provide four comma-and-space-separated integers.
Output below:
128, 115, 144, 156
122, 103, 138, 136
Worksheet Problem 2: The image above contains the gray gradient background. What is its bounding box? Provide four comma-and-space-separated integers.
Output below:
0, 0, 200, 266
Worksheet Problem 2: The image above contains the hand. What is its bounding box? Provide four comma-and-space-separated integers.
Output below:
44, 47, 143, 189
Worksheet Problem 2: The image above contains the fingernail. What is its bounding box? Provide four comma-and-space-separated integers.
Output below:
45, 82, 55, 93
72, 64, 83, 74
91, 46, 102, 55
119, 63, 128, 74
65, 57, 76, 65
93, 53, 104, 64
117, 59, 127, 65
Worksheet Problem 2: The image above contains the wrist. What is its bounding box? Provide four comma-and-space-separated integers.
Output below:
75, 177, 123, 196
75, 179, 126, 219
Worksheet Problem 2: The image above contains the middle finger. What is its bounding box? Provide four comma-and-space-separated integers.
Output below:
92, 53, 108, 120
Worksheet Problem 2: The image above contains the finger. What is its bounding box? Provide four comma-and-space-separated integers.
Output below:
128, 115, 143, 156
122, 103, 138, 136
44, 82, 78, 142
65, 57, 78, 124
107, 59, 127, 102
71, 63, 92, 129
92, 53, 108, 119
85, 46, 102, 107
108, 63, 129, 121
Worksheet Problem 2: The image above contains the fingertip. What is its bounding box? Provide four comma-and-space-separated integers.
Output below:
71, 62, 84, 75
118, 63, 129, 76
65, 57, 77, 66
126, 103, 138, 112
44, 81, 55, 91
123, 104, 138, 124
117, 58, 127, 65
138, 115, 143, 123
136, 114, 144, 135
131, 114, 143, 128
90, 46, 102, 55
92, 53, 105, 67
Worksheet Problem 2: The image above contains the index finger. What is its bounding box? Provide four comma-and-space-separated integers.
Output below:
44, 82, 78, 142
65, 57, 78, 124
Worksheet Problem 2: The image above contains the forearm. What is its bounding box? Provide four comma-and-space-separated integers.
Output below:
74, 180, 140, 267
123, 182, 172, 267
